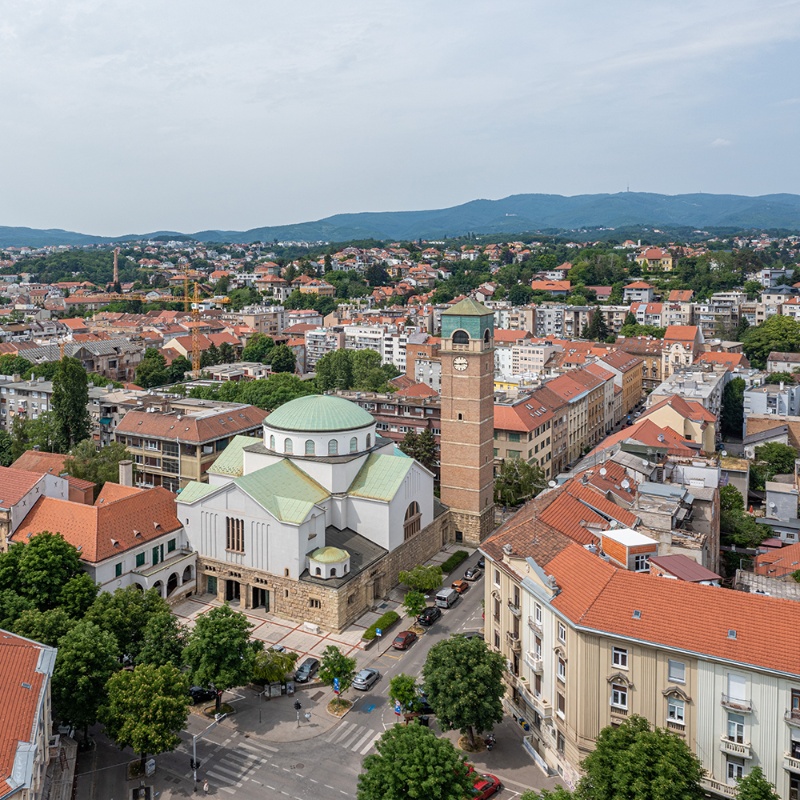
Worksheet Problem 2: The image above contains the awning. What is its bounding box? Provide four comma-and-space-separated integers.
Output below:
99, 417, 112, 425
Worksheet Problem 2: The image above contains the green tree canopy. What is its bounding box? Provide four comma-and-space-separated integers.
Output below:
318, 644, 357, 706
734, 766, 780, 800
399, 429, 438, 473
100, 663, 190, 770
268, 344, 296, 373
252, 648, 298, 684
742, 315, 800, 369
52, 620, 120, 739
402, 590, 427, 620
581, 307, 610, 341
135, 348, 169, 388
168, 355, 192, 383
421, 634, 505, 747
136, 610, 188, 667
13, 607, 77, 648
721, 377, 745, 439
0, 429, 12, 466
10, 413, 60, 460
387, 673, 421, 717
577, 715, 704, 800
316, 349, 354, 391
51, 357, 92, 451
219, 341, 236, 364
398, 564, 442, 593
494, 459, 547, 507
753, 441, 797, 479
183, 604, 257, 711
64, 440, 133, 494
357, 723, 474, 800
241, 333, 275, 363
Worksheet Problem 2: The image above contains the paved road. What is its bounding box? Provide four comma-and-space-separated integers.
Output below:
75, 554, 557, 800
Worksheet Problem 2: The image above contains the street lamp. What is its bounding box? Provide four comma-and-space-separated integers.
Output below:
192, 713, 227, 789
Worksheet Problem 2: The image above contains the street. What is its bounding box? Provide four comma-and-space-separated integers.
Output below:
75, 554, 558, 800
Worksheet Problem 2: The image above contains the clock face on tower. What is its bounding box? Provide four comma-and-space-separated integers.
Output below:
453, 356, 468, 371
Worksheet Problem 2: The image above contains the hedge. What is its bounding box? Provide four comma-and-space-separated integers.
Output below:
441, 550, 469, 574
362, 610, 400, 641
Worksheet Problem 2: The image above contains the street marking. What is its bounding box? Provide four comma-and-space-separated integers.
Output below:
360, 732, 382, 755
351, 730, 374, 751
240, 740, 279, 754
365, 704, 376, 712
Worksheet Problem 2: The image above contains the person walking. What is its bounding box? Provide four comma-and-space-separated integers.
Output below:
203, 778, 209, 794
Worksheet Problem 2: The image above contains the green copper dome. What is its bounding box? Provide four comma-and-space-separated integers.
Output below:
265, 394, 374, 432
310, 546, 349, 564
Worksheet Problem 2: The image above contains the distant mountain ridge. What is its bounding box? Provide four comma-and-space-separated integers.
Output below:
3, 192, 800, 248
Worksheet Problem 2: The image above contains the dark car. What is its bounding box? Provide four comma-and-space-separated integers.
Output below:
417, 606, 442, 626
392, 630, 418, 650
294, 657, 320, 683
472, 773, 503, 799
477, 556, 485, 569
464, 566, 482, 581
188, 686, 217, 704
458, 631, 484, 641
416, 690, 434, 715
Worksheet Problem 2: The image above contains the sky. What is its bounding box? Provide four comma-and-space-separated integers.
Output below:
1, 0, 799, 235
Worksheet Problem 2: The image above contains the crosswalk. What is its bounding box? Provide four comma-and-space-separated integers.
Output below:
324, 720, 382, 755
204, 737, 279, 795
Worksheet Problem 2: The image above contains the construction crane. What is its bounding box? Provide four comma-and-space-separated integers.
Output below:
191, 282, 201, 374
183, 265, 191, 313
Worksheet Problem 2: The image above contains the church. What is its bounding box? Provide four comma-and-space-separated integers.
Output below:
177, 298, 496, 631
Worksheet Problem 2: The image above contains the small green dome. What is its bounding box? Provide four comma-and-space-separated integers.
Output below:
310, 546, 349, 564
265, 395, 374, 432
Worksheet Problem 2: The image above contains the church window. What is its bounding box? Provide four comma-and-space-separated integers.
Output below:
305, 439, 315, 455
484, 329, 491, 343
331, 568, 337, 577
452, 329, 469, 345
315, 567, 321, 576
269, 434, 275, 450
366, 433, 372, 448
404, 501, 421, 540
225, 517, 245, 553
284, 438, 293, 454
328, 439, 339, 456
350, 436, 358, 453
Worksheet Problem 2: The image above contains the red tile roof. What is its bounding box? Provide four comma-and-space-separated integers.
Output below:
664, 325, 699, 342
588, 417, 697, 458
0, 467, 43, 508
668, 290, 694, 302
624, 281, 654, 289
115, 406, 267, 443
494, 330, 532, 344
649, 554, 721, 582
10, 451, 69, 476
642, 393, 716, 424
695, 351, 750, 370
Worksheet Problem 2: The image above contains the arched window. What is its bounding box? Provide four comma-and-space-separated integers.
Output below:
484, 329, 491, 343
315, 567, 321, 576
452, 329, 469, 345
269, 434, 275, 450
350, 436, 358, 453
404, 501, 421, 541
331, 568, 337, 577
305, 439, 315, 456
328, 439, 339, 456
284, 438, 293, 455
366, 433, 372, 448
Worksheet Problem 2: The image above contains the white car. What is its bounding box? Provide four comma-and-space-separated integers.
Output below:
352, 668, 381, 691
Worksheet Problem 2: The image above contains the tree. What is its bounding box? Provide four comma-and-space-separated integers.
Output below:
219, 342, 236, 364
252, 648, 298, 684
753, 441, 797, 480
13, 607, 77, 648
387, 673, 421, 718
357, 723, 474, 800
315, 349, 353, 391
735, 767, 780, 800
268, 344, 296, 373
623, 311, 638, 327
15, 531, 86, 611
0, 589, 35, 629
10, 412, 60, 460
398, 428, 437, 473
735, 316, 750, 340
577, 715, 704, 800
581, 308, 609, 342
136, 611, 188, 667
494, 459, 547, 507
398, 564, 442, 593
101, 663, 190, 771
402, 590, 426, 620
318, 644, 357, 707
135, 348, 169, 388
365, 264, 390, 286
183, 604, 257, 711
421, 635, 505, 748
0, 429, 12, 466
743, 280, 763, 300
51, 356, 92, 451
352, 349, 383, 389
52, 620, 120, 740
742, 315, 800, 369
721, 377, 745, 439
65, 440, 133, 494
59, 572, 100, 618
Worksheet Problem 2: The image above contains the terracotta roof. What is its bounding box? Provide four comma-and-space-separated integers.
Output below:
588, 417, 697, 458
642, 393, 716, 424
545, 373, 589, 402
0, 467, 43, 508
664, 325, 699, 342
115, 405, 267, 443
0, 631, 52, 799
668, 290, 694, 302
695, 351, 750, 370
538, 490, 605, 545
283, 323, 318, 334
494, 330, 532, 344
624, 281, 654, 289
14, 486, 181, 563
95, 483, 141, 504
394, 382, 439, 399
598, 350, 643, 373
531, 280, 571, 292
754, 541, 800, 575
583, 363, 615, 384
563, 479, 638, 527
10, 450, 69, 476
576, 461, 637, 502
649, 554, 721, 582
547, 544, 800, 676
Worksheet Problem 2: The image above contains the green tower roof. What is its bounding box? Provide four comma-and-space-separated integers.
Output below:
441, 298, 493, 317
265, 394, 374, 432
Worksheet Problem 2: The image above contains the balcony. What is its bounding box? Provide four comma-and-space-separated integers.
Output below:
525, 651, 543, 674
719, 737, 751, 759
506, 631, 521, 653
528, 616, 542, 635
702, 778, 737, 798
610, 705, 629, 719
528, 692, 552, 719
784, 753, 800, 774
786, 709, 800, 727
721, 694, 753, 713
507, 601, 521, 617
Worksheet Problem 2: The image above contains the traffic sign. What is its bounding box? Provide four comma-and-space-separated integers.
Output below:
333, 677, 340, 694
394, 700, 402, 715
375, 629, 382, 637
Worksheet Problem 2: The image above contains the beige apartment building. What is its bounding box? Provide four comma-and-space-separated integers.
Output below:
545, 373, 589, 466
494, 397, 554, 479
483, 513, 800, 800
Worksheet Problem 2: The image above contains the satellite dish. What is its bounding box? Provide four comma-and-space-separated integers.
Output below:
548, 480, 557, 488
721, 450, 728, 457
599, 467, 607, 476
621, 479, 631, 489
642, 459, 649, 466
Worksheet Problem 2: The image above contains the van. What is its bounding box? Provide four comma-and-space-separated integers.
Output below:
435, 588, 459, 609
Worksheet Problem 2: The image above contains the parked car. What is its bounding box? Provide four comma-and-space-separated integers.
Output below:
392, 630, 418, 650
477, 556, 485, 569
418, 606, 442, 626
270, 644, 286, 652
451, 579, 469, 594
352, 667, 381, 691
457, 631, 484, 641
294, 657, 320, 683
472, 773, 503, 799
188, 686, 217, 704
464, 566, 482, 581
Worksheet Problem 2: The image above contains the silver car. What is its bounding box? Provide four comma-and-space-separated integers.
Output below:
352, 668, 381, 691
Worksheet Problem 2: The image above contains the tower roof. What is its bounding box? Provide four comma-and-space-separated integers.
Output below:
265, 394, 374, 433
441, 298, 493, 317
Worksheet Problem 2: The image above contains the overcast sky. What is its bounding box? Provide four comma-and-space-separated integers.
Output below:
2, 0, 799, 235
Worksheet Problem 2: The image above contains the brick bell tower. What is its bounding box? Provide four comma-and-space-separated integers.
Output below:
439, 298, 495, 545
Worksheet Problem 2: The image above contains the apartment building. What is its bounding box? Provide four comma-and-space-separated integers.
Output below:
534, 304, 566, 338
228, 305, 286, 338
494, 397, 554, 479
623, 282, 656, 303
531, 386, 570, 476
562, 306, 593, 339
662, 326, 704, 379
545, 373, 590, 465
511, 343, 562, 379
494, 330, 534, 374
114, 400, 267, 491
744, 383, 800, 418
597, 305, 633, 334
596, 350, 644, 415
305, 327, 345, 370
482, 516, 800, 800
616, 338, 665, 392
649, 367, 728, 427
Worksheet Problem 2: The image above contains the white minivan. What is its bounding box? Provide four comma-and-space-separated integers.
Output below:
435, 588, 459, 609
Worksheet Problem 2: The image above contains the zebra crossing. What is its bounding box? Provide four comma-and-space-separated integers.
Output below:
204, 737, 279, 794
324, 719, 382, 755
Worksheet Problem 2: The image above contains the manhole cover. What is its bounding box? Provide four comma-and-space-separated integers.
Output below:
311, 691, 324, 701
294, 763, 305, 770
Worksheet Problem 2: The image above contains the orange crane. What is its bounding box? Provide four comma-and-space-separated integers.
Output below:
183, 266, 190, 313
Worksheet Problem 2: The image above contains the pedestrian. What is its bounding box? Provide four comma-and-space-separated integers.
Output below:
203, 778, 209, 794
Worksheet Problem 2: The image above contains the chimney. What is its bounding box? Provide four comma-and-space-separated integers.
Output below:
119, 459, 134, 487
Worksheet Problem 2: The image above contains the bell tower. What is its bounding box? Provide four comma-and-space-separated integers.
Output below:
439, 298, 495, 545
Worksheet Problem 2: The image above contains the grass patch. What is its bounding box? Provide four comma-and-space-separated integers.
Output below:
362, 610, 400, 641
441, 550, 469, 574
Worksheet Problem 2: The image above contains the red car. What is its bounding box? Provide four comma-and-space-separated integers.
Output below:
471, 773, 503, 799
392, 630, 418, 650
